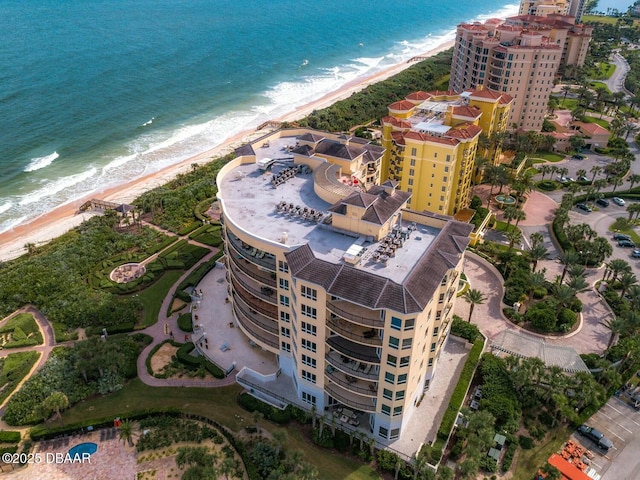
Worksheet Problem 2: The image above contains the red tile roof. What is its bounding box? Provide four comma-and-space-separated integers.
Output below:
388, 100, 415, 112
404, 130, 459, 146
575, 121, 610, 135
382, 116, 412, 129
447, 124, 482, 139
391, 131, 406, 145
406, 91, 431, 101
452, 105, 482, 119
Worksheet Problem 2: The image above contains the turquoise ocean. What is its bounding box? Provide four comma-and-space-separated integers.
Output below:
0, 0, 519, 234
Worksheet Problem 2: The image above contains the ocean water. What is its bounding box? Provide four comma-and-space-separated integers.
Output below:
0, 0, 519, 234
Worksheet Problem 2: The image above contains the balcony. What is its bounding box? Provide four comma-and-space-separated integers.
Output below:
325, 351, 379, 381
231, 280, 278, 319
325, 383, 377, 412
326, 367, 377, 397
327, 336, 379, 364
228, 248, 277, 287
327, 316, 382, 347
229, 263, 278, 305
233, 304, 279, 349
232, 292, 278, 334
226, 232, 276, 271
326, 300, 383, 328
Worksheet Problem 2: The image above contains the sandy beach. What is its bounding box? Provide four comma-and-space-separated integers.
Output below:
0, 40, 455, 262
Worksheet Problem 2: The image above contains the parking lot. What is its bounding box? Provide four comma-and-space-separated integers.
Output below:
570, 397, 640, 479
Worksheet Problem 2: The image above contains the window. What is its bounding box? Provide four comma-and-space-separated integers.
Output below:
381, 404, 391, 416
389, 336, 399, 349
301, 304, 317, 319
279, 278, 289, 290
281, 327, 290, 338
390, 317, 402, 331
396, 390, 405, 400
400, 356, 410, 367
301, 285, 317, 300
281, 342, 291, 352
385, 372, 395, 384
302, 354, 316, 368
444, 166, 449, 173
438, 293, 445, 303
302, 391, 316, 405
383, 388, 393, 400
393, 406, 403, 416
302, 370, 316, 383
301, 321, 316, 336
434, 152, 438, 158
390, 428, 400, 440
410, 159, 416, 167
433, 326, 439, 336
278, 261, 289, 273
446, 155, 451, 162
387, 354, 397, 367
409, 169, 415, 177
301, 339, 316, 352
279, 295, 289, 307
404, 319, 415, 331
435, 310, 442, 321
398, 374, 407, 384
379, 426, 389, 438
430, 342, 436, 352
402, 338, 412, 350
408, 178, 413, 186
280, 311, 290, 323
428, 358, 433, 368
411, 148, 417, 156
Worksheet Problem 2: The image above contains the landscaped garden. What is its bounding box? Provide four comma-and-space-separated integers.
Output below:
0, 351, 39, 406
0, 313, 43, 348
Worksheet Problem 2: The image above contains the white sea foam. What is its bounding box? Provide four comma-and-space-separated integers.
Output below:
24, 151, 59, 172
0, 201, 12, 215
141, 117, 155, 126
19, 167, 97, 206
0, 215, 27, 234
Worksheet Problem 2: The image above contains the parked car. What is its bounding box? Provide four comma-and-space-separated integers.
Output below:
572, 153, 586, 160
557, 175, 569, 183
612, 197, 626, 206
596, 198, 609, 207
577, 175, 589, 182
614, 233, 632, 241
578, 425, 614, 451
619, 239, 636, 248
632, 249, 640, 258
576, 203, 592, 212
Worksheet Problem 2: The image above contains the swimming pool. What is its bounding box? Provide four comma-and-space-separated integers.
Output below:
68, 442, 98, 457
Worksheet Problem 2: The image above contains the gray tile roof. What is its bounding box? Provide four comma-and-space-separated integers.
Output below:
235, 143, 255, 156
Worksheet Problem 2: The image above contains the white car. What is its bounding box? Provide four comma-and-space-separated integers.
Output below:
612, 197, 626, 206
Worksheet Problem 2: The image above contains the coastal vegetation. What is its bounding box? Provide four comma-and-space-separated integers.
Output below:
0, 313, 43, 348
0, 351, 40, 406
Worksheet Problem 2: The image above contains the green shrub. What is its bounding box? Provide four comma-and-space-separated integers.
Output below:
0, 431, 21, 443
537, 180, 558, 191
450, 316, 480, 343
175, 342, 224, 378
237, 393, 292, 424
526, 299, 558, 332
557, 308, 578, 331
178, 313, 193, 333
501, 443, 517, 472
518, 435, 535, 449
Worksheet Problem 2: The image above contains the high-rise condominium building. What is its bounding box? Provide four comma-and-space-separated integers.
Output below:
519, 0, 570, 17
450, 15, 592, 131
216, 130, 472, 445
380, 88, 512, 215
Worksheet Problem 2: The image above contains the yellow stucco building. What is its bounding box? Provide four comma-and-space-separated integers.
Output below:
381, 88, 512, 216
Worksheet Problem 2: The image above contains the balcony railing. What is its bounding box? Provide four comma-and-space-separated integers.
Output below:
327, 317, 382, 347
326, 301, 383, 328
325, 352, 379, 380
233, 304, 279, 349
226, 233, 276, 271
325, 383, 376, 412
231, 276, 278, 318
326, 369, 377, 397
232, 293, 278, 334
229, 263, 278, 305
327, 336, 379, 364
228, 248, 277, 287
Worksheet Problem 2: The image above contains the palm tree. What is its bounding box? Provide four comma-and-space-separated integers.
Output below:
627, 174, 640, 191
530, 232, 544, 248
558, 251, 580, 284
506, 228, 523, 250
43, 391, 69, 424
607, 258, 632, 283
513, 209, 527, 228
540, 165, 551, 181
119, 420, 134, 447
590, 165, 602, 184
553, 284, 576, 308
528, 270, 547, 302
609, 176, 624, 193
576, 168, 587, 180
503, 205, 519, 230
566, 274, 589, 294
463, 289, 487, 323
618, 272, 638, 298
528, 243, 549, 272
602, 316, 628, 350
561, 85, 572, 106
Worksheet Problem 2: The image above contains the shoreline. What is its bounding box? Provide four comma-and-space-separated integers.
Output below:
0, 39, 458, 262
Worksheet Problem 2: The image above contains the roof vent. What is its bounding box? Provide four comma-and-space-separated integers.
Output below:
280, 232, 288, 244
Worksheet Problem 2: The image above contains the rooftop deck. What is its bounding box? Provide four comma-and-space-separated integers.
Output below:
220, 137, 441, 284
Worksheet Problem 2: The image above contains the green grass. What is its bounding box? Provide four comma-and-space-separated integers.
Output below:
589, 81, 611, 94
582, 115, 611, 129
512, 426, 571, 480
582, 14, 640, 26
531, 152, 565, 162
59, 379, 379, 479
590, 63, 616, 80
132, 270, 185, 327
608, 222, 640, 245
494, 220, 510, 232
560, 98, 578, 109
525, 167, 539, 176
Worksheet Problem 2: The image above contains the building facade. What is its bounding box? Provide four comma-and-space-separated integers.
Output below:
380, 88, 512, 215
216, 130, 473, 444
450, 15, 591, 130
519, 0, 570, 17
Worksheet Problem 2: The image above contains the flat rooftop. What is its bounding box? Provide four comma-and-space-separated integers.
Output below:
220, 137, 441, 284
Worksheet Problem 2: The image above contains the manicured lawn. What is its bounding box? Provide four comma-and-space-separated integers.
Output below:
525, 167, 539, 176
494, 220, 510, 232
513, 426, 571, 480
582, 115, 611, 129
589, 81, 611, 93
582, 14, 640, 26
609, 223, 640, 245
132, 270, 185, 327
560, 98, 578, 109
533, 151, 565, 162
59, 379, 379, 479
590, 62, 616, 80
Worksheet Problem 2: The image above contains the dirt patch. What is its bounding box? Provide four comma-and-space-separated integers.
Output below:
169, 299, 187, 314
150, 343, 178, 375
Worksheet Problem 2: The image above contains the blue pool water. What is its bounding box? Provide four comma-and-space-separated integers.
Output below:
68, 442, 98, 457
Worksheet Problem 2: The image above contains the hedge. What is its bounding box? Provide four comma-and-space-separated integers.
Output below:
0, 431, 21, 443
436, 337, 485, 444
177, 313, 193, 333
450, 316, 480, 343
194, 197, 216, 222
237, 392, 292, 425
175, 342, 224, 378
85, 322, 137, 337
